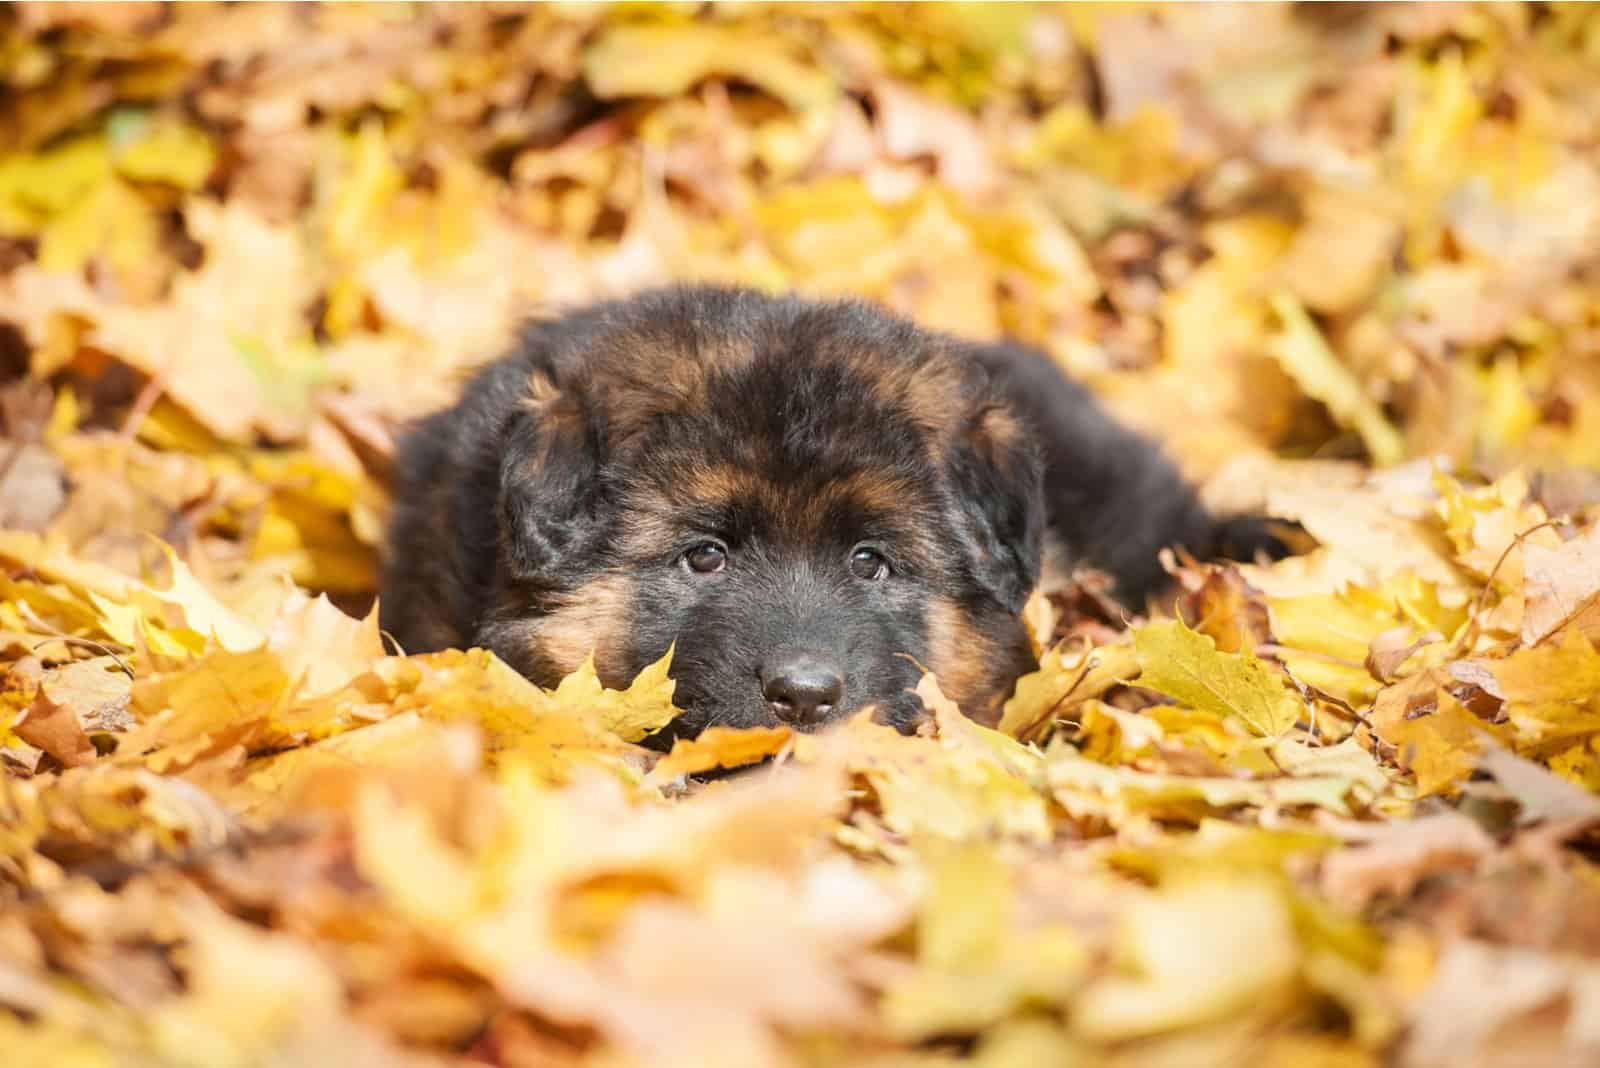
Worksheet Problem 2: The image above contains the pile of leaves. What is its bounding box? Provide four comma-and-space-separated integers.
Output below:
3, 4, 1600, 1066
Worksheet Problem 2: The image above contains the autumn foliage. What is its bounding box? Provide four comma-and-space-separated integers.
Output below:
3, 4, 1600, 1067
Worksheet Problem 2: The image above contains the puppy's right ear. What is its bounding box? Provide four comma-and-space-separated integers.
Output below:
499, 371, 607, 585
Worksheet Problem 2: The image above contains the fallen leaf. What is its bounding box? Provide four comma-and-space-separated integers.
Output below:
1522, 523, 1600, 645
549, 645, 679, 743
1269, 292, 1405, 466
1134, 618, 1304, 738
13, 656, 129, 766
1319, 813, 1494, 909
1478, 747, 1600, 831
644, 725, 797, 786
1072, 877, 1300, 1041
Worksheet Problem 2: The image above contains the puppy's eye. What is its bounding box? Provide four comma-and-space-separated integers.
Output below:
683, 542, 728, 575
848, 546, 890, 581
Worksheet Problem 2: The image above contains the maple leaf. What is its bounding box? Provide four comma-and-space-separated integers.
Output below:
644, 725, 798, 786
1371, 678, 1505, 797
1489, 628, 1600, 750
549, 645, 679, 743
1134, 618, 1304, 738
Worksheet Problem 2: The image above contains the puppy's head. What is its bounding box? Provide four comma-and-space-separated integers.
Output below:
477, 289, 1042, 739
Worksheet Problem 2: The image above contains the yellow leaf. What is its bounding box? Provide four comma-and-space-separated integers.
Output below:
1433, 469, 1558, 583
830, 697, 1050, 844
384, 649, 642, 782
883, 838, 1085, 1038
112, 119, 216, 190
998, 640, 1138, 741
1163, 215, 1293, 371
264, 590, 386, 698
129, 543, 267, 654
1073, 877, 1300, 1041
1371, 681, 1499, 797
241, 713, 445, 811
583, 23, 835, 112
1269, 576, 1464, 705
37, 179, 161, 283
1134, 618, 1303, 738
549, 645, 679, 743
1268, 292, 1404, 466
149, 895, 357, 1064
1489, 628, 1600, 750
644, 725, 797, 786
0, 136, 113, 231
128, 649, 296, 769
1047, 742, 1360, 823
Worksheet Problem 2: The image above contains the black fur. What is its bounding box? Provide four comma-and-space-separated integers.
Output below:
381, 286, 1284, 739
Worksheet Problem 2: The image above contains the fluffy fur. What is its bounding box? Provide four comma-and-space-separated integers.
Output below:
381, 286, 1282, 741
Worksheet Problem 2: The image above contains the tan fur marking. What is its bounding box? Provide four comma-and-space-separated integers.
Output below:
598, 331, 754, 447
974, 406, 1023, 457
897, 359, 968, 436
533, 573, 634, 682
924, 596, 1000, 722
809, 470, 914, 528
679, 463, 762, 509
524, 370, 559, 409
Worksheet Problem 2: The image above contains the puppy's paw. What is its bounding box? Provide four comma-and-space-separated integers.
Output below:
1212, 514, 1301, 565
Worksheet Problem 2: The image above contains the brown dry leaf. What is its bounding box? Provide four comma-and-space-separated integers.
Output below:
1478, 747, 1600, 832
1402, 940, 1600, 1068
1365, 626, 1443, 684
13, 656, 129, 767
1318, 813, 1495, 909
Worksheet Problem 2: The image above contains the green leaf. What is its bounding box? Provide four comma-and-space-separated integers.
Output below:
1133, 619, 1302, 738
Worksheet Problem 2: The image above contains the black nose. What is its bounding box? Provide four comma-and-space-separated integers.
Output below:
761, 655, 844, 725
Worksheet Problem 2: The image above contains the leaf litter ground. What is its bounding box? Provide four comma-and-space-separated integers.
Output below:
3, 5, 1600, 1067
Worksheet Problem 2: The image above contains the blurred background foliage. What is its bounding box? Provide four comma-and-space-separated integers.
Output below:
3, 1, 1600, 601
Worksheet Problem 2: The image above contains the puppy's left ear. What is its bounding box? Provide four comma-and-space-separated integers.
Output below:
946, 404, 1044, 613
499, 370, 609, 586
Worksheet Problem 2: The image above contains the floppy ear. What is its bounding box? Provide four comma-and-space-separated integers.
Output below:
945, 404, 1044, 613
499, 371, 608, 586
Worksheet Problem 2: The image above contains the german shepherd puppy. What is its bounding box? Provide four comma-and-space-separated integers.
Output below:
381, 286, 1282, 741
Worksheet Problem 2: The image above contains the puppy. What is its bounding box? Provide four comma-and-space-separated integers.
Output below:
380, 286, 1282, 740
